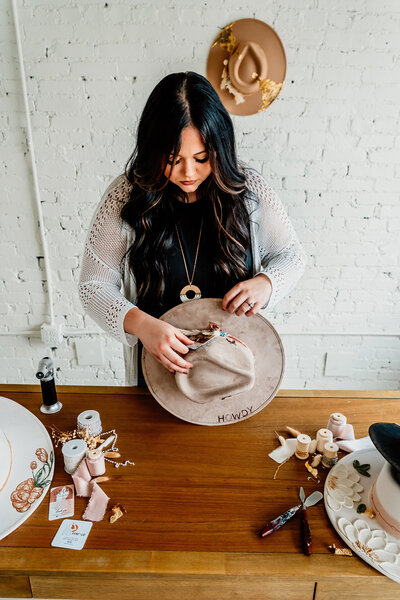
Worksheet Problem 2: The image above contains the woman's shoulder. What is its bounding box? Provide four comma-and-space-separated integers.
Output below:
88, 174, 133, 238
242, 165, 271, 195
101, 173, 133, 207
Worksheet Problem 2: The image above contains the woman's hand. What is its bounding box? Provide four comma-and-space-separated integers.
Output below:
124, 308, 193, 374
222, 274, 272, 317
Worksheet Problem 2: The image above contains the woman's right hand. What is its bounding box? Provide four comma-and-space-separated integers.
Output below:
124, 309, 193, 374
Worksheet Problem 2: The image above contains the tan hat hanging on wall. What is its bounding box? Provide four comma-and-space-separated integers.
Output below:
207, 18, 286, 116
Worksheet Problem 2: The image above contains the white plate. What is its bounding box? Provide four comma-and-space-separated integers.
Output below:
0, 396, 55, 541
324, 449, 400, 585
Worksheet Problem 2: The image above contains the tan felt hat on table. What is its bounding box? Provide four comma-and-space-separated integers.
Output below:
206, 18, 286, 116
142, 298, 285, 426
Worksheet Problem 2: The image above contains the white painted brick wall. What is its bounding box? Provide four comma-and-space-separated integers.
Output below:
0, 0, 399, 389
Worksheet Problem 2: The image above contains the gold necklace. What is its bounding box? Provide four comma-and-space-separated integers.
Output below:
175, 217, 203, 302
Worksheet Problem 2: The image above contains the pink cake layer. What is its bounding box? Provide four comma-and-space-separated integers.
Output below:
370, 481, 400, 539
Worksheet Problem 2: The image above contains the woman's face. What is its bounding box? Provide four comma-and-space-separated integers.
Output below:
164, 125, 212, 201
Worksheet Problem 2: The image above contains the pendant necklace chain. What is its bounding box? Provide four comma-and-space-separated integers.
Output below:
175, 217, 203, 302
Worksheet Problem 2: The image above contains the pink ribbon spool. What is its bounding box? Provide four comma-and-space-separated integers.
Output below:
86, 448, 106, 477
327, 413, 355, 441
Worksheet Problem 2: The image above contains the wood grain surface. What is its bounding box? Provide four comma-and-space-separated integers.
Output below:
0, 385, 399, 599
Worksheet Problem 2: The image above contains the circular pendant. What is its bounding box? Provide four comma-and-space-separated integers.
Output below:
180, 284, 201, 303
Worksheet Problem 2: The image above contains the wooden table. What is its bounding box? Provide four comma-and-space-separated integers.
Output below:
0, 385, 399, 599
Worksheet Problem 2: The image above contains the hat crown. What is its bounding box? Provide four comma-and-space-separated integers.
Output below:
369, 422, 400, 474
207, 18, 286, 115
175, 335, 255, 404
228, 41, 268, 95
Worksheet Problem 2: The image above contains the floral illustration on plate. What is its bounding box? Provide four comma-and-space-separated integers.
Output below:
10, 447, 54, 513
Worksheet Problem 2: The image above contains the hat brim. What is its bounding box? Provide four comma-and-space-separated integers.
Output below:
142, 298, 284, 426
207, 18, 286, 116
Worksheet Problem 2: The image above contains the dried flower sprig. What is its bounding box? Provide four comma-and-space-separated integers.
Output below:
48, 425, 77, 447
48, 426, 135, 469
110, 503, 127, 524
305, 461, 319, 480
328, 544, 353, 556
48, 425, 104, 450
273, 457, 290, 480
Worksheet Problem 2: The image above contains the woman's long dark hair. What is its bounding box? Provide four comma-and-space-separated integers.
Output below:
121, 71, 250, 307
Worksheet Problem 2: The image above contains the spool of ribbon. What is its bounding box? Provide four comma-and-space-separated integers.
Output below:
322, 442, 339, 468
316, 428, 333, 453
327, 413, 355, 441
77, 409, 102, 437
86, 448, 106, 477
295, 434, 311, 460
61, 439, 87, 474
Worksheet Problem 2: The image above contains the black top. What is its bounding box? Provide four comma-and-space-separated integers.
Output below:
136, 196, 253, 318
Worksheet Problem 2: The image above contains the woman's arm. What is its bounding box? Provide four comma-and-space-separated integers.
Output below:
223, 169, 306, 315
245, 168, 307, 309
79, 176, 139, 345
79, 176, 193, 372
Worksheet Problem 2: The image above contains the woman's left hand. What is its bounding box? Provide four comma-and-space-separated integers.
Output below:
222, 274, 272, 317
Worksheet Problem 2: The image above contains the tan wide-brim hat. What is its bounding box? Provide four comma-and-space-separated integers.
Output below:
206, 18, 286, 116
142, 298, 285, 426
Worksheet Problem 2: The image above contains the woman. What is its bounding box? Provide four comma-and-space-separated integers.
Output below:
79, 72, 306, 385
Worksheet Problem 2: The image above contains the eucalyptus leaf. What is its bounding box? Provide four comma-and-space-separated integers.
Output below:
353, 460, 371, 477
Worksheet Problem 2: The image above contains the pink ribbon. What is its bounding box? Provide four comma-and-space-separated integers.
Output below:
327, 413, 355, 442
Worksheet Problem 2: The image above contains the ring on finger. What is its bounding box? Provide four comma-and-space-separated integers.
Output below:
243, 300, 254, 310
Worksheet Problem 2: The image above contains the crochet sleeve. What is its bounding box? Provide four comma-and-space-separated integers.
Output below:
245, 168, 307, 309
78, 176, 138, 346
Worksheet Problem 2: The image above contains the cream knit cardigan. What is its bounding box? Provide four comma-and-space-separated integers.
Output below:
79, 168, 306, 385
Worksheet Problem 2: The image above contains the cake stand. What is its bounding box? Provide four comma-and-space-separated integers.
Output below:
324, 449, 400, 585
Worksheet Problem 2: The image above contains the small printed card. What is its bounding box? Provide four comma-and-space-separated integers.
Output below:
51, 519, 93, 550
49, 485, 75, 521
